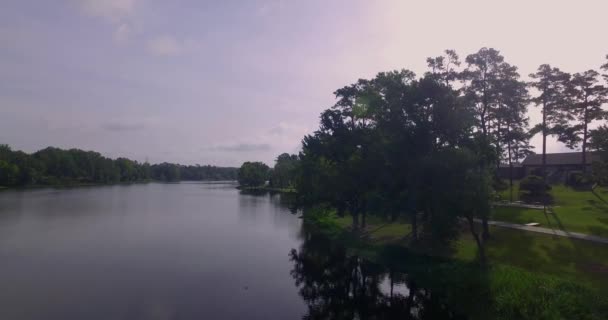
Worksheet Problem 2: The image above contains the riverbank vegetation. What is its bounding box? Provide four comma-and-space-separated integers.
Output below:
286, 47, 608, 261
241, 48, 608, 317
295, 219, 608, 320
0, 144, 237, 188
237, 153, 299, 192
298, 211, 608, 319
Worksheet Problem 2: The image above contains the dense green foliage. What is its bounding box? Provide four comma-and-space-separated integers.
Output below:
0, 144, 237, 187
285, 48, 608, 266
296, 51, 512, 261
237, 161, 270, 187
519, 175, 551, 196
299, 214, 608, 320
268, 153, 299, 189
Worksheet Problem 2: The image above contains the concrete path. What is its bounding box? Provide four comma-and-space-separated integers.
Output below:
492, 202, 551, 210
474, 219, 608, 245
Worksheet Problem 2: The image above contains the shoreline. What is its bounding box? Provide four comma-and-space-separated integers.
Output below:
0, 179, 238, 191
302, 212, 608, 319
236, 185, 297, 193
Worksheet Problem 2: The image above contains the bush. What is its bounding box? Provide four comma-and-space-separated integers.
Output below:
237, 161, 270, 187
591, 161, 608, 186
567, 171, 593, 188
493, 177, 509, 192
519, 175, 553, 203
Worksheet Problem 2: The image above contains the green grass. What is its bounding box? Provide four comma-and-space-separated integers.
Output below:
305, 212, 608, 319
313, 212, 608, 290
456, 226, 608, 289
495, 182, 608, 237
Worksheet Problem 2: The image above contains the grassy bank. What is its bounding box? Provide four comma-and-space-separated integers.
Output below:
304, 210, 608, 319
236, 185, 297, 193
496, 183, 608, 237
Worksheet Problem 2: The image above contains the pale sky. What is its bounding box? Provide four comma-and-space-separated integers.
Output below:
1, 0, 607, 166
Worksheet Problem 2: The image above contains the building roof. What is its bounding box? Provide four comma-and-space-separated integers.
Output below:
499, 162, 523, 168
521, 152, 602, 166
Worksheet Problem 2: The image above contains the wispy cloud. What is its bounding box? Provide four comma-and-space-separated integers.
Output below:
113, 22, 132, 43
147, 35, 183, 56
210, 143, 272, 152
75, 0, 139, 44
101, 119, 149, 132
77, 0, 137, 22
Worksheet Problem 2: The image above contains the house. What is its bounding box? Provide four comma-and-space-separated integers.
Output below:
498, 163, 524, 180
498, 152, 604, 181
521, 152, 602, 176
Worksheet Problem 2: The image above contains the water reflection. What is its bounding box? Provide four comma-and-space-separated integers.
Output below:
289, 232, 467, 320
239, 189, 300, 214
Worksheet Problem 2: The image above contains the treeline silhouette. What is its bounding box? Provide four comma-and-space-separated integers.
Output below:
0, 144, 237, 187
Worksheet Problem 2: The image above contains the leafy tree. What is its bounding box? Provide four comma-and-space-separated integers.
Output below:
494, 64, 532, 201
461, 47, 510, 239
269, 153, 299, 189
425, 49, 461, 86
462, 48, 505, 140
0, 144, 233, 187
179, 165, 237, 181
602, 54, 608, 82
528, 65, 571, 182
151, 163, 180, 182
0, 160, 20, 186
589, 125, 608, 185
237, 161, 269, 187
590, 125, 608, 153
562, 70, 608, 167
299, 64, 493, 262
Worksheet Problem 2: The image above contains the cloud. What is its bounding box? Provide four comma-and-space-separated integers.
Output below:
101, 120, 147, 132
77, 0, 137, 22
147, 35, 183, 56
268, 122, 311, 137
210, 143, 272, 152
256, 0, 284, 17
113, 23, 132, 43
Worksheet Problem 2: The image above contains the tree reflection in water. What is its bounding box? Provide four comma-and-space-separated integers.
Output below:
289, 233, 467, 320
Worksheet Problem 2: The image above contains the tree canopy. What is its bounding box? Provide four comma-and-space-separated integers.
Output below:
237, 161, 270, 187
0, 144, 237, 187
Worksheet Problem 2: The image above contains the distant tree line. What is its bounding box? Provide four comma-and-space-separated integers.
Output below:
0, 145, 237, 187
237, 153, 299, 189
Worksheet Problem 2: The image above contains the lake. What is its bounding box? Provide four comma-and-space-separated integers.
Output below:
0, 182, 465, 320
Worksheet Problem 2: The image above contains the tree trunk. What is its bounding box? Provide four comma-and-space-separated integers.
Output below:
508, 136, 513, 202
583, 104, 589, 171
479, 161, 491, 241
466, 215, 487, 265
352, 212, 359, 231
542, 101, 548, 213
411, 211, 418, 241
361, 210, 367, 230
482, 218, 490, 241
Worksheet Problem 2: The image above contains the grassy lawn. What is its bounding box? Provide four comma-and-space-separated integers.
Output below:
495, 183, 608, 237
307, 212, 608, 319
322, 213, 608, 290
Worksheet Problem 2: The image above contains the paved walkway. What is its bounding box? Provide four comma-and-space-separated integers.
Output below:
492, 202, 551, 210
473, 219, 608, 244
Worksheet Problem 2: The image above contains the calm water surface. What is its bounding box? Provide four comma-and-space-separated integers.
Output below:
0, 182, 464, 320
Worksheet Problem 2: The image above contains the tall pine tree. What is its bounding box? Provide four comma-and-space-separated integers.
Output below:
529, 65, 571, 183
563, 70, 608, 168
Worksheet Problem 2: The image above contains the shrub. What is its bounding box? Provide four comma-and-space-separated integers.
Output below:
519, 175, 550, 197
567, 171, 593, 188
591, 161, 608, 186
